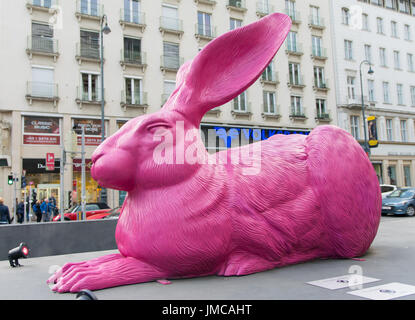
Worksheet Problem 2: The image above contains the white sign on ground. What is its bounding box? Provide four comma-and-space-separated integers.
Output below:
347, 282, 415, 300
307, 275, 380, 290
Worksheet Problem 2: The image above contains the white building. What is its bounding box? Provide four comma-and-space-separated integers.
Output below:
0, 0, 336, 213
330, 0, 415, 187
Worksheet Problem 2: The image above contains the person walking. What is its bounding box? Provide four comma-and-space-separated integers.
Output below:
0, 197, 12, 225
49, 193, 58, 218
32, 200, 42, 223
16, 199, 24, 224
40, 198, 51, 222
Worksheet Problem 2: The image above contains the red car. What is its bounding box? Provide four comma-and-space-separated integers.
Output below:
53, 203, 111, 221
87, 207, 121, 220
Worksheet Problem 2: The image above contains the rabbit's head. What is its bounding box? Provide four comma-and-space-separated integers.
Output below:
91, 13, 291, 192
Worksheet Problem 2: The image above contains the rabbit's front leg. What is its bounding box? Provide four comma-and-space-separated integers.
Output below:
49, 254, 167, 293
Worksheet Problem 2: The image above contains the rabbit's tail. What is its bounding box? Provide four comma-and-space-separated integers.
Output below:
306, 125, 381, 258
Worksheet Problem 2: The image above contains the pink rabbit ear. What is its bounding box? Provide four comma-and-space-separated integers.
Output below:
163, 13, 291, 124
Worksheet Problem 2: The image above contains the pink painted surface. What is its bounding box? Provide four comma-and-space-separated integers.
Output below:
48, 13, 381, 293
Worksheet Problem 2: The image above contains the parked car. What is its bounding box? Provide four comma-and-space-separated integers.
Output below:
381, 188, 415, 216
87, 206, 121, 220
380, 184, 398, 199
53, 202, 111, 221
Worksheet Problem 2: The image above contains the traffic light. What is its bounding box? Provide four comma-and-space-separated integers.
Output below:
21, 176, 27, 188
8, 175, 13, 185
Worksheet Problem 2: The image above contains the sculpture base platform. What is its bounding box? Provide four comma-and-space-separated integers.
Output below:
0, 216, 414, 300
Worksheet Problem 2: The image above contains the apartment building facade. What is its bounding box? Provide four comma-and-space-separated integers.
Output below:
0, 0, 336, 211
330, 0, 415, 187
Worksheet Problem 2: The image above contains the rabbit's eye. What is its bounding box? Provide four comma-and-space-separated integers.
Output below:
146, 123, 171, 134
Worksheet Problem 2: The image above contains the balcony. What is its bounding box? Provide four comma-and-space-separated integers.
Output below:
285, 43, 303, 56
226, 0, 247, 13
195, 24, 217, 41
290, 110, 307, 121
287, 75, 306, 89
313, 80, 329, 92
315, 111, 332, 123
76, 86, 103, 108
75, 0, 103, 22
309, 16, 325, 30
121, 91, 148, 111
311, 47, 328, 61
285, 9, 301, 25
119, 9, 146, 32
256, 1, 274, 17
75, 42, 101, 64
26, 0, 59, 14
342, 95, 370, 109
120, 50, 147, 72
262, 104, 281, 120
26, 36, 59, 61
194, 0, 217, 5
260, 72, 279, 86
160, 55, 184, 74
26, 81, 59, 106
206, 106, 222, 117
159, 17, 184, 39
231, 101, 252, 119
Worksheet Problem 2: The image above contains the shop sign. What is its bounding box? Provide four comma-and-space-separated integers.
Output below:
23, 158, 60, 174
46, 153, 55, 171
23, 135, 60, 145
73, 119, 104, 146
72, 159, 93, 172
23, 116, 61, 145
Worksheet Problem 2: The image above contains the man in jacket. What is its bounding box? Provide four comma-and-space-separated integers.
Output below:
16, 200, 24, 224
40, 198, 51, 222
0, 197, 12, 225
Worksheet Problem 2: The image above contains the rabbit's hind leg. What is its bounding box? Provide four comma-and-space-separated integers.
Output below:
218, 253, 278, 277
50, 255, 167, 293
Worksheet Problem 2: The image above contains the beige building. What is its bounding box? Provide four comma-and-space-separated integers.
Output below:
0, 0, 336, 215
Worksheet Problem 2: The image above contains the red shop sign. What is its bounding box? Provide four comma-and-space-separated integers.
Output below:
23, 135, 60, 145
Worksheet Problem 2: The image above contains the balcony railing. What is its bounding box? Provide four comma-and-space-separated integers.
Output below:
120, 9, 145, 26
121, 91, 148, 107
76, 86, 101, 103
26, 81, 59, 105
227, 0, 247, 10
286, 42, 303, 55
256, 1, 274, 16
75, 0, 103, 19
195, 24, 217, 39
159, 16, 184, 35
263, 103, 280, 116
261, 71, 279, 83
314, 80, 329, 90
290, 109, 306, 118
311, 47, 328, 59
121, 50, 146, 65
309, 15, 325, 28
285, 9, 301, 24
76, 42, 101, 62
160, 55, 184, 72
28, 36, 58, 54
288, 75, 305, 87
316, 111, 331, 120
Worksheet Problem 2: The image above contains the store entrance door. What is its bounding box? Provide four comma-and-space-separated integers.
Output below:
37, 184, 60, 208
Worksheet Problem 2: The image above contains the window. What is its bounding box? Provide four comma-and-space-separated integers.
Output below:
31, 66, 54, 98
287, 31, 298, 51
350, 116, 360, 139
391, 21, 398, 37
163, 42, 180, 69
285, 0, 296, 19
404, 165, 411, 186
33, 0, 52, 8
290, 96, 303, 116
362, 13, 369, 31
197, 12, 212, 37
262, 62, 275, 82
80, 30, 100, 59
31, 22, 54, 53
401, 120, 408, 142
161, 5, 179, 30
411, 86, 415, 106
408, 53, 414, 72
379, 48, 387, 66
124, 0, 141, 24
81, 72, 100, 101
310, 6, 321, 25
80, 0, 99, 16
386, 119, 393, 141
342, 8, 350, 25
347, 76, 356, 100
394, 51, 401, 69
383, 82, 391, 103
123, 37, 142, 64
344, 40, 353, 60
312, 36, 323, 56
400, 0, 411, 13
230, 18, 242, 30
263, 91, 277, 114
404, 24, 411, 40
288, 63, 301, 85
389, 165, 397, 185
364, 44, 372, 63
163, 80, 176, 103
397, 84, 405, 105
125, 77, 142, 105
314, 66, 326, 88
233, 91, 247, 112
376, 17, 384, 34
385, 0, 398, 9
368, 79, 375, 101
316, 99, 327, 118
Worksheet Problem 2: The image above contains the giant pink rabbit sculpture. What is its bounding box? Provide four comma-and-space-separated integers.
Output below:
48, 13, 381, 293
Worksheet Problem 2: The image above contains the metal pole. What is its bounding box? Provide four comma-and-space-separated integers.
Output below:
81, 126, 86, 220
360, 60, 370, 156
100, 19, 105, 143
23, 188, 27, 224
60, 143, 65, 222
29, 186, 32, 223
12, 173, 17, 224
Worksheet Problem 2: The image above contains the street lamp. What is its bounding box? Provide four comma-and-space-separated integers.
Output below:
100, 14, 111, 143
359, 60, 374, 155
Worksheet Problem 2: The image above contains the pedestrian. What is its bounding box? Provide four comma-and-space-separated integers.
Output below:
17, 199, 25, 224
0, 197, 12, 225
49, 193, 58, 217
40, 198, 51, 222
33, 200, 42, 223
